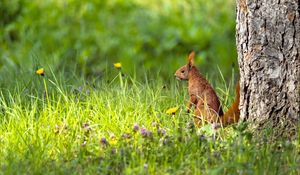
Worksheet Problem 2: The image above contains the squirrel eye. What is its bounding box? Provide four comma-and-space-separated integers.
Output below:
181, 70, 185, 73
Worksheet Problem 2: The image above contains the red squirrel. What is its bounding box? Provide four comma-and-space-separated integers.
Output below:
174, 51, 240, 127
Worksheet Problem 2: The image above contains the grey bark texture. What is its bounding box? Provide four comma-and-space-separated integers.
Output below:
236, 0, 300, 137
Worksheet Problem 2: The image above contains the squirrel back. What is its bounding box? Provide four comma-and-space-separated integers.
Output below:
175, 51, 239, 127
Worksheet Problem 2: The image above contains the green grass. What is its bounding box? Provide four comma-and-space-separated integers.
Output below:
0, 71, 299, 175
1, 1, 298, 174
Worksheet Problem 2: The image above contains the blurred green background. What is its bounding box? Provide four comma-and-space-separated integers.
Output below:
0, 0, 237, 85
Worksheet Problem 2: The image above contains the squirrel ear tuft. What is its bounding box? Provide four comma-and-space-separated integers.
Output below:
188, 51, 195, 65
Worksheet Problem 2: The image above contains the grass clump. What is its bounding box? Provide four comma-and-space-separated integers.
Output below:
0, 71, 299, 175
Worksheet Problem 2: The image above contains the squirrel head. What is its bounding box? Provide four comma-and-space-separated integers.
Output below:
174, 51, 195, 80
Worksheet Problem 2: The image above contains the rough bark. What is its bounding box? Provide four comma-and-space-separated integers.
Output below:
236, 0, 300, 138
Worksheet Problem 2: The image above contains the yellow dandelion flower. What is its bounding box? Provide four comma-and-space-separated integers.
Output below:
109, 136, 118, 145
114, 63, 122, 69
36, 68, 45, 76
166, 106, 179, 115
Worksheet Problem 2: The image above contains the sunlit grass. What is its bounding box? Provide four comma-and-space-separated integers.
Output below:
1, 0, 298, 173
0, 71, 299, 174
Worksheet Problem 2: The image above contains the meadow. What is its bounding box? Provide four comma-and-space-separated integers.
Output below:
0, 69, 299, 174
0, 0, 299, 174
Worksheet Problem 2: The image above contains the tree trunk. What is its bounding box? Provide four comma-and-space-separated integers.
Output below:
236, 0, 300, 138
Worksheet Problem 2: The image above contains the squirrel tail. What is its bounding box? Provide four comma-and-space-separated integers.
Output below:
220, 82, 240, 126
